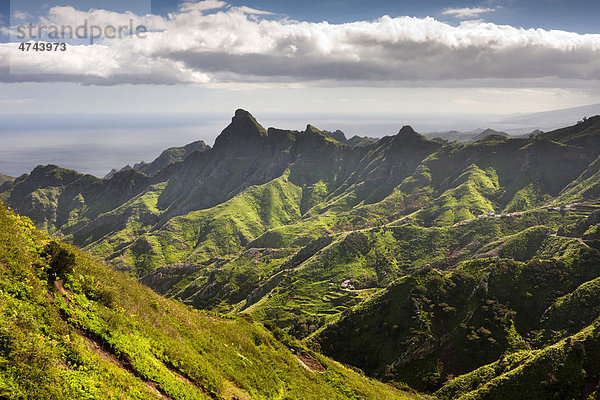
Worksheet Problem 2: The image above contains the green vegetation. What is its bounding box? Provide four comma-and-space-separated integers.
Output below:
412, 165, 499, 226
0, 174, 14, 186
315, 245, 600, 392
2, 111, 600, 398
79, 173, 304, 273
504, 183, 551, 213
555, 155, 600, 204
436, 321, 600, 400
0, 203, 423, 399
537, 276, 600, 345
132, 140, 209, 177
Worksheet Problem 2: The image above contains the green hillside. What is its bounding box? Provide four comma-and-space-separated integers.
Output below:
0, 174, 13, 186
411, 164, 499, 226
105, 140, 210, 179
555, 155, 600, 204
0, 203, 423, 399
313, 240, 600, 389
436, 320, 600, 400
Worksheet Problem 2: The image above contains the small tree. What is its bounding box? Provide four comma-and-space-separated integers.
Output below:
41, 240, 76, 280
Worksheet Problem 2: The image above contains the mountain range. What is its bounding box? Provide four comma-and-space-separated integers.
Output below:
422, 128, 510, 143
104, 140, 211, 179
2, 109, 600, 398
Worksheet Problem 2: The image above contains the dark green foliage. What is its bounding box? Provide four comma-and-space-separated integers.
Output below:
537, 276, 600, 345
282, 235, 334, 269
342, 232, 372, 255
41, 240, 76, 280
558, 209, 600, 238
436, 321, 600, 400
315, 243, 600, 392
499, 226, 550, 261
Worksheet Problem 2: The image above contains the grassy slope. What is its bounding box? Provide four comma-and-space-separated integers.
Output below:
82, 172, 304, 273
216, 209, 581, 343
411, 165, 499, 226
537, 276, 600, 345
423, 118, 600, 400
146, 208, 580, 335
436, 320, 600, 400
3, 119, 596, 279
314, 240, 600, 392
0, 204, 424, 400
554, 155, 600, 205
1, 165, 151, 236
0, 174, 14, 186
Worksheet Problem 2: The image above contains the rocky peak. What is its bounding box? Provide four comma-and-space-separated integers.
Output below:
305, 124, 322, 135
323, 129, 348, 143
183, 140, 209, 152
390, 125, 423, 146
213, 109, 267, 151
26, 165, 83, 187
398, 125, 418, 136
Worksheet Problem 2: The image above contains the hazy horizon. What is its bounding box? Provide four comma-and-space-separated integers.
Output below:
2, 103, 599, 177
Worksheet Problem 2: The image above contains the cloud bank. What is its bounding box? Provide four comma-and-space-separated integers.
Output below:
442, 7, 496, 19
2, 0, 600, 86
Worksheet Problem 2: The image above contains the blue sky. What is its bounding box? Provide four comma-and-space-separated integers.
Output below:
0, 0, 600, 176
4, 1, 599, 38
148, 0, 600, 33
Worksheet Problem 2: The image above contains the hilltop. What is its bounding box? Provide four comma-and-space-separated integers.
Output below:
423, 128, 510, 143
0, 173, 14, 187
105, 140, 210, 179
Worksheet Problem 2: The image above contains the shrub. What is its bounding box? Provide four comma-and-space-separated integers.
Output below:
41, 240, 76, 280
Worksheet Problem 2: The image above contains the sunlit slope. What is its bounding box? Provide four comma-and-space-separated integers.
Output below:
0, 204, 425, 400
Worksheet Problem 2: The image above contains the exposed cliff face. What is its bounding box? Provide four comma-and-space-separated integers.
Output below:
156, 110, 297, 216
212, 108, 268, 152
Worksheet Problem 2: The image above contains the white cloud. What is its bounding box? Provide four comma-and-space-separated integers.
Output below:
178, 1, 227, 13
0, 98, 34, 104
1, 2, 600, 86
12, 11, 31, 21
233, 6, 274, 15
442, 7, 496, 19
